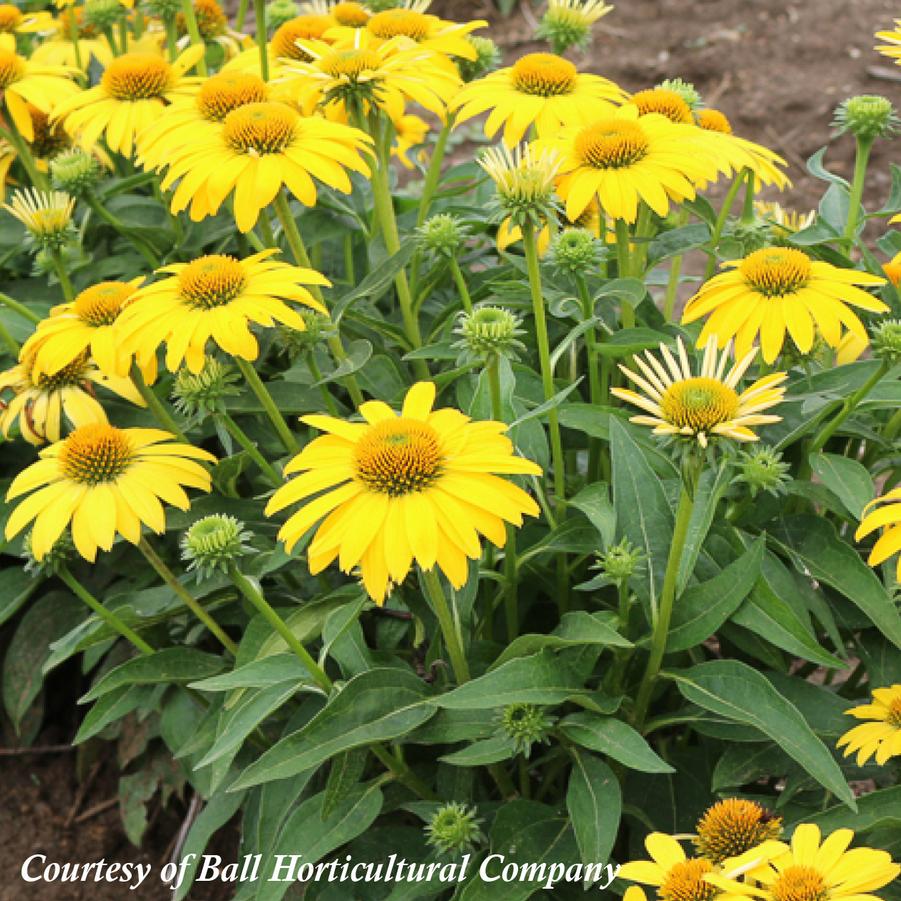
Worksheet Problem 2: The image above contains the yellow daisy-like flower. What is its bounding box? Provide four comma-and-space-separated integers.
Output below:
855, 488, 901, 583
156, 100, 371, 232
359, 7, 485, 60
271, 13, 334, 60
837, 684, 901, 765
176, 0, 250, 59
392, 112, 428, 168
620, 834, 720, 901
682, 248, 889, 364
30, 9, 116, 71
754, 201, 815, 238
611, 336, 787, 448
0, 350, 143, 445
875, 21, 901, 66
0, 46, 79, 142
0, 5, 55, 36
115, 250, 329, 374
882, 251, 901, 287
138, 70, 270, 170
3, 187, 74, 243
450, 51, 626, 146
279, 34, 461, 122
694, 800, 783, 866
21, 279, 145, 379
53, 46, 205, 157
536, 104, 719, 223
4, 423, 216, 562
265, 381, 542, 603
707, 824, 900, 901
835, 330, 869, 365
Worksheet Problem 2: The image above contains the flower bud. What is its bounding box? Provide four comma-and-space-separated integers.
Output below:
453, 305, 525, 362
480, 144, 561, 230
657, 77, 702, 111
549, 227, 605, 276
266, 0, 298, 30
84, 0, 126, 29
171, 357, 240, 420
500, 702, 554, 756
4, 188, 76, 252
734, 445, 790, 498
417, 213, 468, 259
424, 803, 484, 856
536, 0, 612, 55
276, 310, 332, 360
23, 529, 74, 576
146, 0, 183, 19
870, 318, 901, 365
457, 35, 501, 82
595, 539, 644, 584
181, 514, 254, 580
833, 94, 899, 142
50, 149, 102, 196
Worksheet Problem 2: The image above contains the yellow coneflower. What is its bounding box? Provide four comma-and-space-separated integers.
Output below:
155, 100, 371, 232
620, 834, 721, 901
0, 351, 143, 445
837, 684, 901, 765
30, 8, 116, 71
0, 5, 54, 37
707, 825, 899, 901
265, 381, 542, 603
5, 423, 216, 562
450, 51, 626, 145
611, 336, 787, 448
176, 0, 251, 59
22, 279, 145, 379
882, 250, 901, 287
360, 7, 485, 60
754, 200, 815, 237
855, 487, 901, 582
115, 250, 329, 373
682, 248, 888, 363
53, 46, 205, 157
693, 800, 783, 866
479, 143, 561, 231
3, 187, 75, 246
875, 20, 901, 66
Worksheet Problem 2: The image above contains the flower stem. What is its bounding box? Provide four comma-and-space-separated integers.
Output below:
50, 250, 75, 302
130, 363, 187, 441
614, 219, 635, 328
0, 291, 40, 324
84, 191, 160, 267
218, 413, 282, 485
703, 169, 746, 280
138, 537, 238, 654
448, 256, 472, 313
883, 405, 901, 443
65, 10, 84, 71
633, 475, 698, 730
59, 566, 155, 655
422, 568, 470, 684
252, 0, 269, 81
844, 137, 872, 245
416, 115, 454, 228
234, 356, 299, 454
0, 317, 19, 354
575, 272, 606, 480
1, 124, 47, 190
179, 0, 208, 75
236, 0, 250, 29
228, 564, 331, 692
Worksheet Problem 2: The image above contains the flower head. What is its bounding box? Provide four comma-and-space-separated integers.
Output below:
267, 0, 300, 30
116, 251, 329, 373
265, 381, 542, 603
480, 143, 560, 230
595, 538, 644, 584
50, 148, 103, 195
425, 803, 484, 856
869, 318, 901, 365
855, 488, 901, 583
612, 337, 787, 449
694, 800, 783, 865
620, 833, 720, 901
181, 514, 254, 580
457, 35, 500, 82
658, 78, 702, 110
549, 227, 605, 275
733, 446, 790, 498
5, 424, 216, 561
682, 248, 888, 363
3, 188, 75, 251
536, 0, 613, 54
453, 305, 525, 363
499, 702, 554, 756
837, 684, 901, 765
362, 7, 485, 60
417, 213, 467, 258
833, 94, 899, 142
171, 357, 241, 420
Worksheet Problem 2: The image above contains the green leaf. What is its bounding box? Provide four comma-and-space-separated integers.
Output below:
610, 417, 673, 607
322, 749, 368, 819
809, 453, 875, 519
231, 668, 435, 790
677, 464, 732, 592
566, 751, 621, 876
0, 568, 42, 627
332, 243, 417, 324
787, 786, 901, 832
667, 536, 764, 652
569, 483, 616, 549
666, 660, 856, 808
74, 685, 158, 745
440, 735, 515, 766
594, 327, 670, 358
189, 655, 310, 691
648, 223, 711, 264
770, 516, 901, 649
80, 648, 226, 703
436, 650, 589, 709
558, 713, 674, 773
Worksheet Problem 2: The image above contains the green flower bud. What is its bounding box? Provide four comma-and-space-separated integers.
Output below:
457, 36, 501, 82
181, 514, 254, 580
453, 305, 526, 362
594, 538, 644, 584
500, 702, 554, 756
417, 213, 468, 258
480, 144, 561, 231
549, 227, 605, 275
870, 318, 901, 365
146, 0, 183, 19
734, 446, 791, 498
536, 0, 612, 55
833, 95, 899, 142
84, 0, 126, 29
657, 78, 702, 110
50, 149, 102, 196
23, 529, 74, 577
266, 0, 298, 30
276, 310, 332, 360
726, 219, 771, 255
171, 357, 240, 421
424, 802, 484, 856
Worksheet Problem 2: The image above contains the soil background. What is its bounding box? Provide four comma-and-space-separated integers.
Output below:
3, 1, 900, 899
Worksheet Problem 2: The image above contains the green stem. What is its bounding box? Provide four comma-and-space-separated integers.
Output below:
883, 405, 901, 443
179, 0, 208, 75
66, 10, 84, 71
219, 413, 282, 485
0, 316, 19, 354
306, 351, 339, 415
416, 115, 454, 228
448, 256, 472, 313
633, 475, 698, 730
235, 357, 299, 454
271, 192, 364, 407
663, 254, 683, 322
131, 363, 187, 441
844, 137, 872, 245
703, 169, 746, 280
614, 219, 635, 328
2, 124, 47, 189
59, 567, 154, 655
522, 221, 566, 508
228, 564, 330, 692
138, 538, 238, 654
0, 291, 40, 324
369, 745, 437, 800
252, 0, 269, 81
118, 19, 128, 55
85, 192, 160, 267
422, 568, 470, 684
808, 360, 889, 455
236, 0, 250, 29
343, 232, 355, 284
575, 272, 606, 480
740, 169, 756, 224
50, 250, 75, 303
